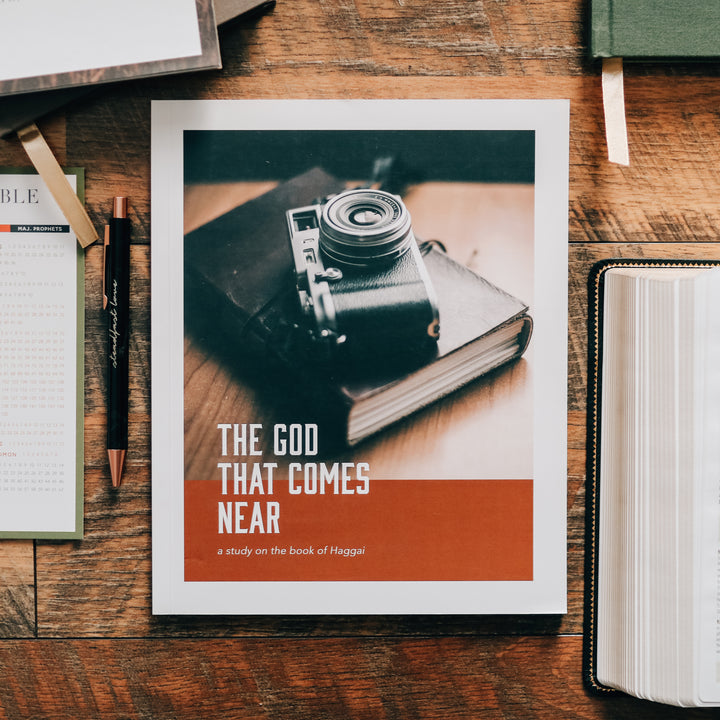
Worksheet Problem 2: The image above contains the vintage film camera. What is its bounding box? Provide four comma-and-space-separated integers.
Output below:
286, 188, 440, 359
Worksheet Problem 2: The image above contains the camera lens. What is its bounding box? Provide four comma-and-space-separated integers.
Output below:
319, 189, 414, 266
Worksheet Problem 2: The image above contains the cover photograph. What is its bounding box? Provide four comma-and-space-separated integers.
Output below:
151, 99, 569, 615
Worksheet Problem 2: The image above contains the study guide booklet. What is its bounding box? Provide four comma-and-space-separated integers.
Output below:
0, 169, 84, 539
151, 99, 569, 614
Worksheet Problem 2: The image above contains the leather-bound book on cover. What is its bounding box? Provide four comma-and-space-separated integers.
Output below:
184, 168, 532, 447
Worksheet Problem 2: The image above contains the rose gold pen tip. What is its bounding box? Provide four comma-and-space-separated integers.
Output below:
108, 449, 126, 488
113, 196, 128, 219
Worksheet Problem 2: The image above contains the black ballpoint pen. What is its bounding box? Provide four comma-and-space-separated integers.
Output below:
104, 197, 131, 488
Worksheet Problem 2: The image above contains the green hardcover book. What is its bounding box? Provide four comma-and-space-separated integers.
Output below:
591, 0, 720, 58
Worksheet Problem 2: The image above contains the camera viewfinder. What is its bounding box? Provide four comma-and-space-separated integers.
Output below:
293, 211, 319, 232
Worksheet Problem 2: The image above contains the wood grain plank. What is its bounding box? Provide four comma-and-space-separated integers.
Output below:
0, 542, 34, 638
0, 116, 67, 168
0, 636, 716, 720
567, 409, 587, 629
217, 0, 587, 77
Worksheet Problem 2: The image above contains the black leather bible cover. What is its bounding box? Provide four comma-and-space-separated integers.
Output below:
583, 257, 720, 695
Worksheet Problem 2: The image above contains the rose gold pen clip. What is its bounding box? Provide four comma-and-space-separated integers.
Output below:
102, 224, 110, 310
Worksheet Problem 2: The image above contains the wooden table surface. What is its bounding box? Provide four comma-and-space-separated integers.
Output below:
2, 1, 720, 717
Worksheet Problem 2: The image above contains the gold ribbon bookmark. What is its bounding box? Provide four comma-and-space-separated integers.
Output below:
16, 122, 98, 248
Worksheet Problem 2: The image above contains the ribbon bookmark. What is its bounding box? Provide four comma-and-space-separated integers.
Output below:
16, 122, 98, 248
601, 57, 630, 166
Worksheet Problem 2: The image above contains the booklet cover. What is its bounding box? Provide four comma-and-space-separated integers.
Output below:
151, 99, 569, 615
